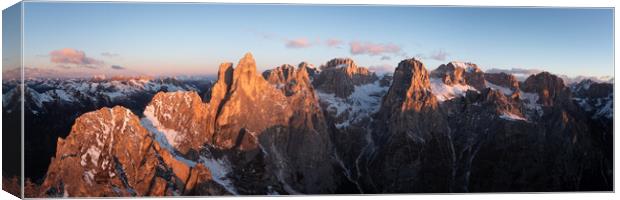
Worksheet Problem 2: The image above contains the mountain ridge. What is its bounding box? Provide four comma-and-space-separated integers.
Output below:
5, 53, 612, 196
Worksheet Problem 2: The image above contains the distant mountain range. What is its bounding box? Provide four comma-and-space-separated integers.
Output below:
2, 53, 612, 197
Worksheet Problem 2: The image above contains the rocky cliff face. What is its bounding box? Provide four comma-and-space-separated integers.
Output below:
362, 58, 453, 193
261, 62, 341, 194
308, 59, 390, 193
211, 53, 293, 150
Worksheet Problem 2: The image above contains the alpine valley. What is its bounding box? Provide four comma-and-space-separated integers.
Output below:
3, 53, 613, 197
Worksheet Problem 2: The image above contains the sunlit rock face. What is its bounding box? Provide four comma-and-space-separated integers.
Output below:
39, 106, 226, 197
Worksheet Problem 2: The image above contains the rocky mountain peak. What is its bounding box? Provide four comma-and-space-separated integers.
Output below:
485, 72, 520, 91
298, 62, 319, 78
323, 58, 356, 69
450, 61, 482, 73
212, 53, 292, 150
292, 63, 312, 91
521, 72, 569, 106
398, 58, 431, 91
41, 106, 163, 196
431, 61, 486, 90
237, 52, 256, 72
144, 91, 212, 155
381, 58, 437, 113
571, 79, 613, 119
314, 58, 378, 98
263, 63, 313, 96
217, 62, 234, 85
262, 64, 296, 85
572, 79, 612, 98
206, 62, 234, 106
40, 105, 227, 197
231, 53, 261, 92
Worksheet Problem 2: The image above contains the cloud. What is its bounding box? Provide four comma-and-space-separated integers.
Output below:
326, 38, 343, 48
110, 65, 125, 70
349, 41, 402, 56
286, 38, 313, 48
101, 52, 119, 57
429, 49, 449, 61
380, 56, 391, 60
49, 48, 103, 68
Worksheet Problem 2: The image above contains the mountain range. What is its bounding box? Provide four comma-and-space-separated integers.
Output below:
2, 53, 613, 197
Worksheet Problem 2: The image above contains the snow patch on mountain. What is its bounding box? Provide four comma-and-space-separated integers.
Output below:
143, 105, 183, 149
2, 87, 17, 108
141, 115, 238, 194
430, 78, 477, 102
26, 87, 54, 108
499, 112, 527, 121
77, 108, 133, 185
451, 61, 478, 73
593, 96, 613, 119
317, 80, 388, 129
486, 81, 514, 95
3, 78, 207, 112
519, 91, 544, 117
197, 147, 238, 195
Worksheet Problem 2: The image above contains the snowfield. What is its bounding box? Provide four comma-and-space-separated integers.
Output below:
317, 80, 389, 129
430, 78, 477, 102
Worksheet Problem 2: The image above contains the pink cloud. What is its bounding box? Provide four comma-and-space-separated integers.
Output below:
349, 41, 402, 56
326, 38, 343, 47
50, 48, 103, 67
285, 38, 313, 48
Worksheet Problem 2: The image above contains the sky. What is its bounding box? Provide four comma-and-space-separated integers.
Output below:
6, 2, 614, 78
